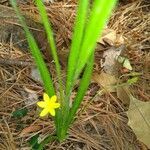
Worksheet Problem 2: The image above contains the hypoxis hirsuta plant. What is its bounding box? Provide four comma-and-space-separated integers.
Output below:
11, 0, 117, 142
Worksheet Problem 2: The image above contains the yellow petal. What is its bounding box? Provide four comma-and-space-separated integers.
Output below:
50, 95, 57, 103
43, 93, 50, 103
53, 103, 60, 108
49, 108, 55, 116
37, 101, 46, 108
39, 108, 49, 117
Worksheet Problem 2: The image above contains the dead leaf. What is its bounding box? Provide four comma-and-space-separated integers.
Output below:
101, 46, 125, 74
127, 96, 150, 148
117, 86, 131, 108
20, 125, 42, 137
98, 28, 124, 46
31, 67, 43, 83
23, 87, 39, 106
92, 72, 117, 92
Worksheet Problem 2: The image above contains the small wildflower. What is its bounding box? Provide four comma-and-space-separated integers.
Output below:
37, 93, 60, 117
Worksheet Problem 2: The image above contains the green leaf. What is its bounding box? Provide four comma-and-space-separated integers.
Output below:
35, 0, 63, 101
29, 134, 39, 147
66, 0, 117, 96
38, 135, 56, 149
29, 134, 55, 150
59, 53, 94, 140
75, 0, 117, 80
127, 77, 138, 85
10, 0, 55, 97
123, 58, 132, 70
35, 0, 64, 138
12, 108, 28, 118
62, 0, 89, 141
68, 52, 94, 127
66, 0, 89, 96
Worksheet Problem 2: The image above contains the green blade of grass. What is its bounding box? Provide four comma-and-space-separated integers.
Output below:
59, 52, 94, 141
35, 0, 63, 102
11, 0, 62, 137
75, 0, 117, 81
60, 0, 89, 140
10, 0, 55, 97
67, 52, 94, 128
66, 0, 89, 97
35, 0, 64, 137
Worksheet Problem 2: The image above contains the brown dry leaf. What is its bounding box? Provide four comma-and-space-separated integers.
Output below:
20, 125, 42, 137
101, 45, 125, 74
98, 28, 124, 46
92, 72, 117, 92
22, 86, 39, 106
127, 96, 150, 148
117, 86, 131, 108
31, 67, 43, 83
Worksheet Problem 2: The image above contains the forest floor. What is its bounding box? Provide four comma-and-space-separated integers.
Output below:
0, 0, 150, 149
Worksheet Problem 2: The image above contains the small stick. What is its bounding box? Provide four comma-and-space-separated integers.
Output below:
0, 58, 34, 66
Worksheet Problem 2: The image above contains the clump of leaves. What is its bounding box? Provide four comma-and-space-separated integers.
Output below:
11, 0, 117, 147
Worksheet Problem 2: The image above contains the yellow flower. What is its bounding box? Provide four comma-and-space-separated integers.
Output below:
37, 93, 60, 117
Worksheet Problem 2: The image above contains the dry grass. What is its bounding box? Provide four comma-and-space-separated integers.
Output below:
0, 0, 149, 149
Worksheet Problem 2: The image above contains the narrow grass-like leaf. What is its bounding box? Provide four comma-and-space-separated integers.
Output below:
35, 0, 63, 101
67, 52, 94, 128
60, 0, 89, 140
66, 0, 89, 97
75, 0, 117, 81
59, 53, 94, 140
35, 0, 64, 137
10, 0, 55, 97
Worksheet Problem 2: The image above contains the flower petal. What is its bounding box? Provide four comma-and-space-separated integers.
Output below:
50, 95, 57, 103
49, 108, 55, 116
37, 101, 46, 108
53, 103, 60, 108
43, 93, 50, 103
39, 108, 49, 117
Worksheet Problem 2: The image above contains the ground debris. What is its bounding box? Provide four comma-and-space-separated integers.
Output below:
0, 0, 149, 149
